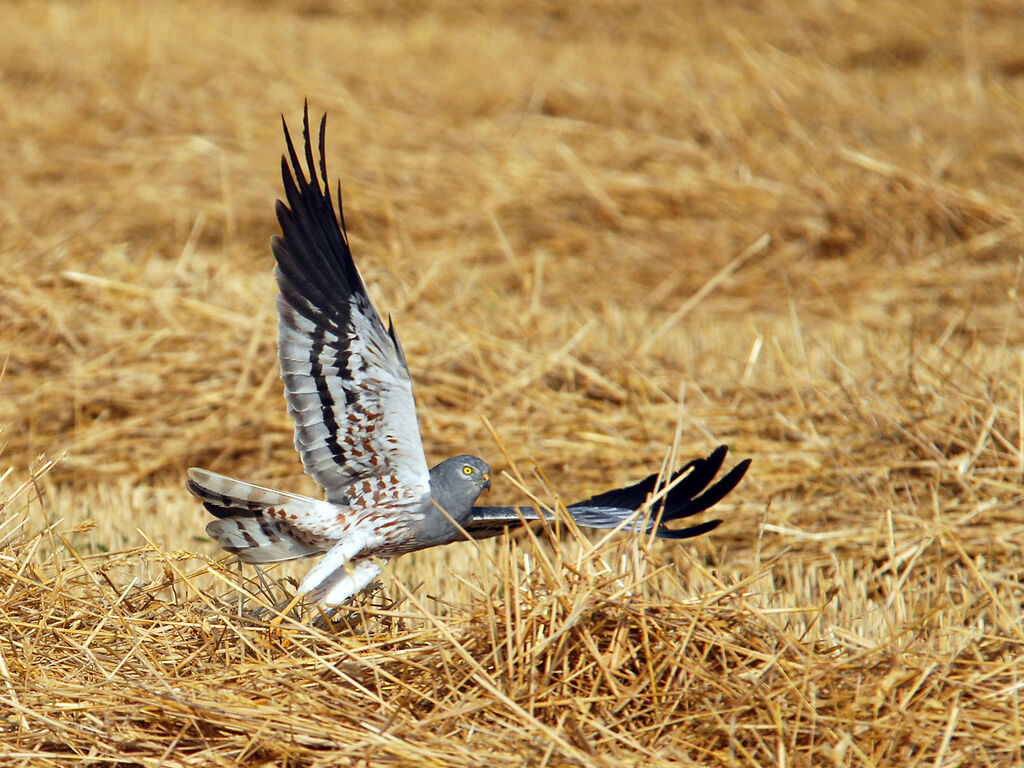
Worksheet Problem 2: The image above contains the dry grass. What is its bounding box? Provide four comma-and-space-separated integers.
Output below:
2, 0, 1024, 764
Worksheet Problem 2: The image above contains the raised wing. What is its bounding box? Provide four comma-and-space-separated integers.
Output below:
272, 105, 430, 506
464, 445, 750, 541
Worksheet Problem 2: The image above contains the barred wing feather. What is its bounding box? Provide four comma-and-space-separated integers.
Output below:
272, 108, 430, 506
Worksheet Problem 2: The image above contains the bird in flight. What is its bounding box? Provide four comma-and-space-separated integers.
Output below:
187, 105, 749, 609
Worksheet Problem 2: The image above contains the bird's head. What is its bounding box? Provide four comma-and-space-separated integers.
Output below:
430, 454, 491, 511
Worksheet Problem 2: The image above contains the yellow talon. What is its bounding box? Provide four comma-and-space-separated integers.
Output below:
266, 590, 306, 642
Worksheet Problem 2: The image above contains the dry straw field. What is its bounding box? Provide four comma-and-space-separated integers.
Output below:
2, 0, 1024, 765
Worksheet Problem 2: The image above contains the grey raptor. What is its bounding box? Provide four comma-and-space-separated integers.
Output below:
187, 105, 750, 608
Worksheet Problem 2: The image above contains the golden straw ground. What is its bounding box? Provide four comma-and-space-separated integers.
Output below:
2, 0, 1024, 765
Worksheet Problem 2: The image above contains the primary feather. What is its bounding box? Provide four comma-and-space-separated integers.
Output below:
465, 446, 751, 541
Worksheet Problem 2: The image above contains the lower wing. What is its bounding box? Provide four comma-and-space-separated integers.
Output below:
464, 445, 750, 541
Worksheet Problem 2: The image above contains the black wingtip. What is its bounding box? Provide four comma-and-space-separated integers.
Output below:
654, 518, 723, 540
336, 180, 348, 241
569, 445, 749, 523
317, 111, 329, 184
661, 456, 751, 523
562, 445, 748, 540
301, 103, 319, 195
274, 103, 365, 305
705, 444, 728, 469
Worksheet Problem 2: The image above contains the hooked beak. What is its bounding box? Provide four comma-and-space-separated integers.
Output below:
482, 472, 491, 492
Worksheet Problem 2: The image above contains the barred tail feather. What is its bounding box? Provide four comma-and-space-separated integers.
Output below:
186, 468, 312, 516
187, 468, 326, 563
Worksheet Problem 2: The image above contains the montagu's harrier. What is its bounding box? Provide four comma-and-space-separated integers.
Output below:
188, 105, 749, 608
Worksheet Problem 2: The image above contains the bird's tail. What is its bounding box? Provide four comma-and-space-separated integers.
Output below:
187, 467, 325, 563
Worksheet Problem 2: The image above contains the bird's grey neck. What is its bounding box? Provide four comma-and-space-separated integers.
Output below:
410, 493, 474, 549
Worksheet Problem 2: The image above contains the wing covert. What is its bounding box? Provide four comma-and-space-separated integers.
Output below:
272, 104, 430, 506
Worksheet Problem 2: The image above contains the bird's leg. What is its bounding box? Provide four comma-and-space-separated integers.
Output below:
309, 558, 387, 630
267, 589, 306, 630
315, 558, 385, 606
265, 537, 369, 634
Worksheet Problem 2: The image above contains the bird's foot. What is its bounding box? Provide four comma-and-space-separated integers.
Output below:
265, 590, 307, 644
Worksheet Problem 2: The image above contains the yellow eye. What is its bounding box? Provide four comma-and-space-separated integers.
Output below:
463, 465, 473, 475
